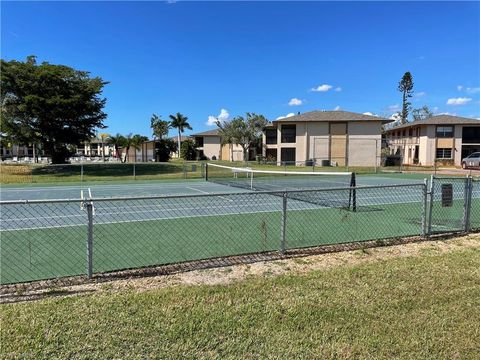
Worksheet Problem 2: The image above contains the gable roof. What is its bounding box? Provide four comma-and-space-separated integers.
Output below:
273, 110, 392, 124
386, 115, 480, 131
191, 129, 220, 136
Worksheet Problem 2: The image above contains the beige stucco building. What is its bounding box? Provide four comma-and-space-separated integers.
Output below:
385, 115, 480, 167
192, 130, 244, 161
262, 110, 392, 167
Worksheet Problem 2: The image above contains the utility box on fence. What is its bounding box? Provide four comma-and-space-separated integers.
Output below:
441, 184, 453, 207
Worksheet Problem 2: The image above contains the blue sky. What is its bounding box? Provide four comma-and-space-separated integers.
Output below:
2, 1, 479, 138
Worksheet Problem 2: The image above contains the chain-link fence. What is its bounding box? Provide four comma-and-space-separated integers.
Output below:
0, 162, 205, 184
1, 177, 479, 289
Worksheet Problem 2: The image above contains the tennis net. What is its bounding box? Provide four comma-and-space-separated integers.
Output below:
205, 163, 356, 210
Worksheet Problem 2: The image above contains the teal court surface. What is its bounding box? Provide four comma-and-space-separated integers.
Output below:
1, 173, 478, 285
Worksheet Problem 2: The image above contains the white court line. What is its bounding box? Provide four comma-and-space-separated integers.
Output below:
186, 186, 234, 202
0, 181, 215, 193
1, 207, 291, 232
1, 200, 284, 223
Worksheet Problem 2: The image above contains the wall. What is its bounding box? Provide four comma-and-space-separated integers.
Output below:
348, 122, 382, 166
202, 136, 222, 160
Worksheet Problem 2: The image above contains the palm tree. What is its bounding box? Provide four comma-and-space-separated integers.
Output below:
169, 112, 192, 157
121, 133, 135, 163
131, 134, 149, 162
107, 133, 126, 160
98, 133, 110, 162
150, 114, 170, 140
216, 120, 236, 161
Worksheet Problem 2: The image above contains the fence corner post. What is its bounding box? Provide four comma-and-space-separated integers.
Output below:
86, 202, 94, 279
427, 175, 434, 236
422, 179, 428, 238
280, 191, 287, 255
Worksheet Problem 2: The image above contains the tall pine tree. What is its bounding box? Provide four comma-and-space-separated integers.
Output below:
397, 72, 414, 124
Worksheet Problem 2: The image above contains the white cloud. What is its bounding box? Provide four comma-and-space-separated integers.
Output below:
415, 91, 426, 97
334, 87, 342, 92
288, 98, 302, 106
437, 112, 457, 116
334, 105, 341, 111
446, 97, 472, 105
311, 84, 333, 92
276, 112, 295, 120
387, 104, 400, 112
466, 87, 480, 94
457, 85, 480, 94
206, 108, 230, 126
362, 112, 379, 117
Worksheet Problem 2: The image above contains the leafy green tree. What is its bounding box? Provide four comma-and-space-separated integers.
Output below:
180, 138, 197, 160
169, 112, 192, 157
398, 72, 414, 124
155, 139, 177, 162
107, 133, 126, 160
150, 114, 170, 140
412, 105, 433, 121
0, 56, 108, 163
216, 113, 268, 161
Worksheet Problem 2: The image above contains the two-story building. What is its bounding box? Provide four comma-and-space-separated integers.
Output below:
192, 129, 245, 161
263, 110, 392, 167
385, 115, 480, 167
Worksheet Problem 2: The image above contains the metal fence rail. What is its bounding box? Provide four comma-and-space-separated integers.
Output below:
1, 177, 479, 287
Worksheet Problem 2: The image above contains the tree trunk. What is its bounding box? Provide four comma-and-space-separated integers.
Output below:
243, 145, 248, 162
402, 91, 407, 124
178, 131, 181, 158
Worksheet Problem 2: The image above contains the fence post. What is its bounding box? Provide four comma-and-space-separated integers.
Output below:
86, 202, 94, 279
463, 176, 473, 232
133, 163, 136, 179
421, 179, 428, 237
280, 192, 287, 255
427, 175, 434, 236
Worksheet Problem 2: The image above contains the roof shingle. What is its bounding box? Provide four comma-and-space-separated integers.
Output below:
274, 110, 392, 124
386, 115, 480, 131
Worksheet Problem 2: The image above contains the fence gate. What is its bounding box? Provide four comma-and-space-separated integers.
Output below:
429, 176, 471, 234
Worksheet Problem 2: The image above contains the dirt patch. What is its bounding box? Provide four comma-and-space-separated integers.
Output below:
2, 234, 479, 303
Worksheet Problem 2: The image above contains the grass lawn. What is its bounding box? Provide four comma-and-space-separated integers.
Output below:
1, 240, 479, 359
0, 161, 432, 185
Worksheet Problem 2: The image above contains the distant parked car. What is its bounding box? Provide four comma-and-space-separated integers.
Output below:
462, 152, 480, 169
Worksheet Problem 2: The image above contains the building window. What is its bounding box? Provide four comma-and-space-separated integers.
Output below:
265, 129, 277, 145
281, 148, 296, 162
436, 126, 454, 138
281, 125, 296, 143
408, 128, 413, 137
402, 130, 406, 137
436, 148, 452, 159
462, 126, 480, 144
195, 137, 204, 147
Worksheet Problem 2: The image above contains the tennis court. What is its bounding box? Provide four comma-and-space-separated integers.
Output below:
1, 166, 478, 285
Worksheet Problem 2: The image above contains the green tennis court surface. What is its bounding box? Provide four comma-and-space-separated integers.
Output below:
1, 174, 478, 285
